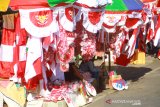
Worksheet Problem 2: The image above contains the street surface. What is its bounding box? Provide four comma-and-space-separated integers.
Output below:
85, 56, 160, 107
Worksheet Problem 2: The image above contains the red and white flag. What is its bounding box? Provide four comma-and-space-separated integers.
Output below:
153, 15, 160, 47
25, 37, 43, 82
0, 14, 16, 79
124, 27, 140, 58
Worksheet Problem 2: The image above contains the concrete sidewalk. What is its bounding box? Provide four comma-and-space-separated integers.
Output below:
84, 56, 160, 107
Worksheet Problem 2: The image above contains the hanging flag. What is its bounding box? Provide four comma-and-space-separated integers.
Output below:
19, 8, 58, 38
59, 5, 75, 32
25, 37, 43, 82
14, 14, 27, 82
82, 11, 103, 33
0, 0, 10, 12
146, 16, 156, 43
153, 15, 160, 47
124, 27, 140, 58
0, 13, 17, 79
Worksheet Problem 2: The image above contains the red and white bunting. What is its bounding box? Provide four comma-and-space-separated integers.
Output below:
19, 8, 59, 38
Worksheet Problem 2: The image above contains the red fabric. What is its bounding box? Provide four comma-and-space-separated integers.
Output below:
1, 29, 16, 45
114, 54, 133, 66
157, 0, 160, 7
15, 14, 27, 81
0, 28, 16, 78
65, 7, 74, 22
0, 62, 14, 79
138, 29, 146, 52
25, 74, 42, 90
9, 0, 49, 10
43, 36, 53, 46
141, 0, 156, 3
15, 14, 27, 45
125, 18, 139, 28
88, 11, 102, 25
33, 57, 42, 76
17, 61, 26, 78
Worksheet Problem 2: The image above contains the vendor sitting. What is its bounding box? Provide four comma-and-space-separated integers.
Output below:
79, 56, 101, 81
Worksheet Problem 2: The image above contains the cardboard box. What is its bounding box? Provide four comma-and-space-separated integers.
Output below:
109, 75, 122, 89
132, 49, 145, 64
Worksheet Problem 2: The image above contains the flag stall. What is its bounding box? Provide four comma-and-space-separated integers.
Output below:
0, 0, 112, 107
0, 0, 160, 107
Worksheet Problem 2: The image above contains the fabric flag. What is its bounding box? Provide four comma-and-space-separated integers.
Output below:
0, 0, 10, 12
153, 15, 160, 47
0, 14, 16, 79
146, 16, 156, 43
9, 0, 49, 10
25, 37, 43, 82
124, 27, 140, 58
114, 54, 133, 66
138, 29, 146, 52
19, 8, 58, 38
102, 14, 122, 33
59, 5, 75, 32
12, 14, 27, 82
113, 31, 126, 58
82, 11, 103, 33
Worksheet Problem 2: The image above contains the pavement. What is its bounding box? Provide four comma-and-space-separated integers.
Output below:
84, 55, 160, 107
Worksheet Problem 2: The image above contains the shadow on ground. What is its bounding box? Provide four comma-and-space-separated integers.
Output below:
110, 66, 152, 82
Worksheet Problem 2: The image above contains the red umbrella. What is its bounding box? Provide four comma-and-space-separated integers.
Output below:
9, 0, 50, 10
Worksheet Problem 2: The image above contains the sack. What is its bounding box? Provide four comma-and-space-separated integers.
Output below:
0, 81, 26, 107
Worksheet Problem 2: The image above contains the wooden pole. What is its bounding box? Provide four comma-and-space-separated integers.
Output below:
107, 32, 111, 72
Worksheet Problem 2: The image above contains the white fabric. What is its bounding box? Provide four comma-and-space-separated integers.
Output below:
103, 25, 116, 33
19, 46, 26, 61
154, 27, 160, 46
19, 8, 58, 38
0, 45, 14, 62
153, 15, 160, 46
50, 62, 56, 79
25, 37, 43, 82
